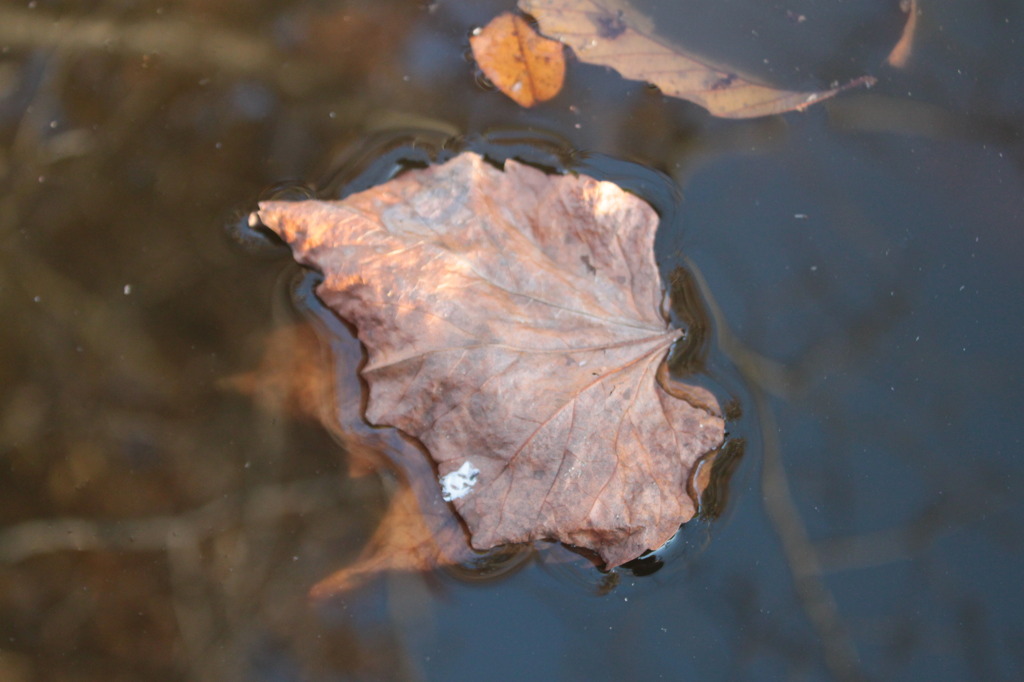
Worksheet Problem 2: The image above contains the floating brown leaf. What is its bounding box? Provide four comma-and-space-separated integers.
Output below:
470, 12, 566, 107
518, 0, 876, 118
258, 152, 725, 568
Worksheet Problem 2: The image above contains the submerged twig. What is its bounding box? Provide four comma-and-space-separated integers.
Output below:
756, 392, 866, 682
0, 7, 325, 96
684, 260, 865, 680
0, 478, 338, 564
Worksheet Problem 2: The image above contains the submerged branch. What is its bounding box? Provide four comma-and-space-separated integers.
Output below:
0, 478, 338, 564
0, 7, 324, 95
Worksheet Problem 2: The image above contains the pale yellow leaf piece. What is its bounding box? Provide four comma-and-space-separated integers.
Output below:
518, 0, 876, 119
470, 12, 566, 108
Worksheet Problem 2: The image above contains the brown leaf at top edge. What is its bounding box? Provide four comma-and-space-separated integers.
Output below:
518, 0, 876, 118
258, 152, 725, 568
470, 12, 566, 107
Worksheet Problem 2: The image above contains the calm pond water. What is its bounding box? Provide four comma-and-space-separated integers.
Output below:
2, 1, 1022, 680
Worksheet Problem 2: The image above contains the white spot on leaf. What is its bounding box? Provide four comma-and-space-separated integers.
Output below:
440, 461, 480, 501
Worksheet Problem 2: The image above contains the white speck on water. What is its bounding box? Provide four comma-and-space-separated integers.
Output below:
794, 213, 808, 219
123, 284, 132, 295
440, 461, 480, 501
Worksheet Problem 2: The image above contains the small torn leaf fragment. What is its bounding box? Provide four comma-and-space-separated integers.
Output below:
258, 152, 725, 568
470, 12, 566, 108
517, 0, 876, 118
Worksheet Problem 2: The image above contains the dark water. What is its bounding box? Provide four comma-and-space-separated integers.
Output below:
2, 1, 1022, 680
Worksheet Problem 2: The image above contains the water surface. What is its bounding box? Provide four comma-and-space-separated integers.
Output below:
1, 1, 1022, 680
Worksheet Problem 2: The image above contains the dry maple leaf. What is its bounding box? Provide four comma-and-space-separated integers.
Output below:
470, 12, 566, 108
258, 152, 725, 568
518, 0, 877, 118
